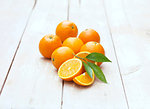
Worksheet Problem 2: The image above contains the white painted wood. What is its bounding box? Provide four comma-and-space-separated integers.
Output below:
0, 0, 68, 108
0, 0, 34, 88
104, 0, 150, 108
62, 0, 128, 109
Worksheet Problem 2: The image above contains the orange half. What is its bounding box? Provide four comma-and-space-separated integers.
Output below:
74, 51, 97, 64
74, 51, 98, 72
58, 58, 82, 81
73, 71, 95, 86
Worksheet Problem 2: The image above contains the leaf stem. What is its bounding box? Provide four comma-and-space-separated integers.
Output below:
72, 53, 87, 62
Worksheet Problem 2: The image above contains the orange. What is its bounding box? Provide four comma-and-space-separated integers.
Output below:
73, 71, 95, 86
75, 51, 96, 64
78, 28, 100, 44
39, 34, 62, 58
56, 20, 78, 42
75, 51, 97, 72
51, 47, 75, 69
80, 41, 105, 66
58, 58, 82, 81
63, 37, 84, 54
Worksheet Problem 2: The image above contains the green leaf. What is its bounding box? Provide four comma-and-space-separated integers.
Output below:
86, 52, 111, 62
82, 61, 93, 78
87, 62, 107, 83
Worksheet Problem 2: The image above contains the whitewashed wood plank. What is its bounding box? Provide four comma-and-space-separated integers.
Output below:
0, 0, 68, 108
104, 0, 150, 108
0, 0, 35, 88
62, 0, 128, 109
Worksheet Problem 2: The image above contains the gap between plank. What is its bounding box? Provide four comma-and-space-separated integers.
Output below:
79, 0, 81, 6
60, 0, 70, 108
67, 0, 70, 20
60, 80, 64, 109
102, 0, 130, 108
0, 0, 37, 95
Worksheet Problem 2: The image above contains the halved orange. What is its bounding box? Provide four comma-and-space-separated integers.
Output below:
73, 71, 95, 86
58, 58, 82, 81
74, 51, 96, 63
74, 51, 97, 71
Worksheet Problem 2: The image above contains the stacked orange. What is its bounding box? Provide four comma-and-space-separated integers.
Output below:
39, 20, 105, 86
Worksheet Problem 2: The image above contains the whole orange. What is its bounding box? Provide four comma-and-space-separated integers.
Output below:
39, 34, 62, 58
56, 20, 78, 42
63, 37, 83, 54
80, 41, 105, 66
51, 47, 75, 69
78, 28, 100, 43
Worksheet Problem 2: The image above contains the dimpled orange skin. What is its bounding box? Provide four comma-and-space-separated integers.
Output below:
79, 29, 100, 44
51, 47, 75, 69
56, 20, 78, 42
63, 37, 84, 54
39, 34, 62, 58
80, 41, 105, 66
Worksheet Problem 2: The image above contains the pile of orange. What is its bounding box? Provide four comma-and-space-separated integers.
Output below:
39, 20, 105, 86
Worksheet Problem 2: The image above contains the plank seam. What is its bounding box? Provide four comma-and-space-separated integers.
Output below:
67, 0, 70, 20
60, 80, 64, 109
102, 0, 130, 108
60, 0, 70, 108
79, 0, 81, 6
0, 0, 37, 95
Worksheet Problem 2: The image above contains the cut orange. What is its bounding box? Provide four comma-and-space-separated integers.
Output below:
73, 71, 95, 86
74, 51, 97, 71
74, 51, 95, 63
58, 58, 82, 81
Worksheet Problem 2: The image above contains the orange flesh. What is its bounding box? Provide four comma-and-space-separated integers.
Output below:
73, 72, 95, 86
58, 58, 82, 81
76, 73, 93, 83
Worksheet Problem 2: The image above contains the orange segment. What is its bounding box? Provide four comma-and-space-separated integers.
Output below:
73, 71, 95, 86
58, 58, 82, 81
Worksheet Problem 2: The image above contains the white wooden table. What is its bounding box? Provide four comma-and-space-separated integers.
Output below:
0, 0, 150, 108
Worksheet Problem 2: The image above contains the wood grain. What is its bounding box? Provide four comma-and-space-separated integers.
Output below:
0, 0, 35, 89
0, 0, 149, 108
62, 0, 128, 109
104, 0, 150, 108
0, 0, 68, 108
